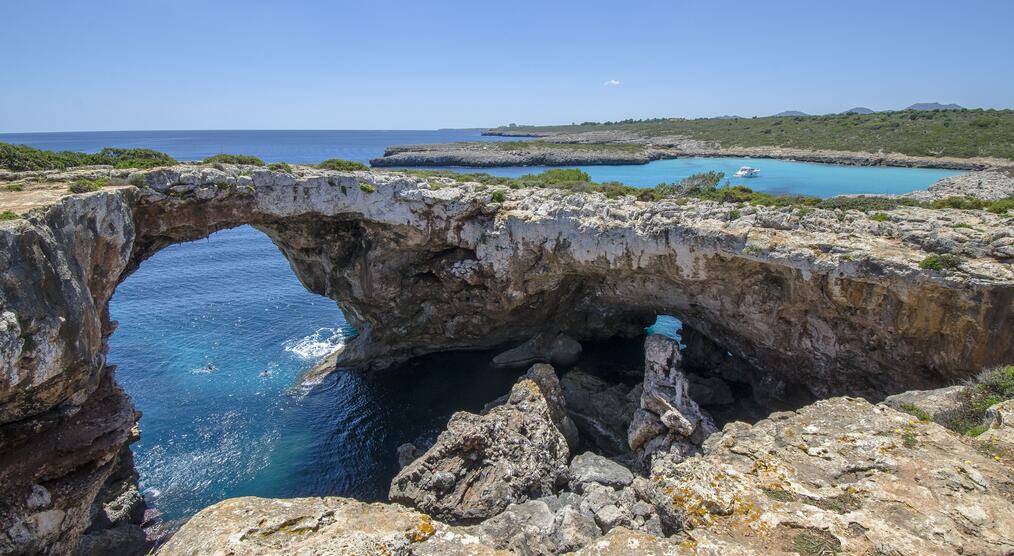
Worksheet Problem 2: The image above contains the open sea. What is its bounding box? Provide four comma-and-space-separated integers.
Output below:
0, 130, 961, 523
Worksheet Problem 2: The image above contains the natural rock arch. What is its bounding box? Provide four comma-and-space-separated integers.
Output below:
1, 165, 1011, 554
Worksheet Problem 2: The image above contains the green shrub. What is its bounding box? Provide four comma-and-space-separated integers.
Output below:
899, 402, 931, 421
5, 183, 24, 192
729, 209, 741, 220
520, 168, 592, 183
98, 147, 177, 169
0, 143, 176, 171
490, 190, 506, 203
267, 162, 293, 173
0, 210, 18, 220
318, 158, 368, 171
203, 154, 265, 166
359, 181, 375, 193
937, 365, 1014, 434
987, 198, 1014, 214
919, 254, 962, 271
870, 212, 889, 222
67, 177, 109, 194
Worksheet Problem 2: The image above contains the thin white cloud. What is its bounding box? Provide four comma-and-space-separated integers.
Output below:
603, 79, 621, 87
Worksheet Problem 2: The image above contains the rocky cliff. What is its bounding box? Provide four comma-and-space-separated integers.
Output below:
1, 164, 1012, 553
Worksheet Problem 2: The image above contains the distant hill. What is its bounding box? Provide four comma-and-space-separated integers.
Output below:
773, 110, 810, 117
842, 107, 875, 114
714, 115, 743, 120
906, 102, 964, 111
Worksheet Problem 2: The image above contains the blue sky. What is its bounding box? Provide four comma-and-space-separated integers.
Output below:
2, 0, 1012, 132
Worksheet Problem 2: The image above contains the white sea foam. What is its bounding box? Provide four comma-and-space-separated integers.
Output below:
284, 327, 345, 360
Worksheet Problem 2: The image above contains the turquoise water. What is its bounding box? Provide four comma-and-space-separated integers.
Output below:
111, 226, 527, 522
0, 130, 962, 524
470, 158, 961, 198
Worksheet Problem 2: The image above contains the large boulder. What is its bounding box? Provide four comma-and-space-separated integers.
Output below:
882, 384, 966, 419
567, 452, 633, 492
389, 371, 570, 522
491, 333, 583, 369
560, 370, 639, 455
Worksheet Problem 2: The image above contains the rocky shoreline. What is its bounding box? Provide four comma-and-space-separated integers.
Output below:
1, 164, 1012, 554
369, 129, 1014, 170
161, 343, 1014, 555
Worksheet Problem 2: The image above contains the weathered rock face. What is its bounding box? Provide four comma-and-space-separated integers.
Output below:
644, 397, 1014, 555
156, 496, 509, 556
388, 369, 570, 522
560, 370, 639, 456
627, 335, 717, 470
1, 164, 1012, 553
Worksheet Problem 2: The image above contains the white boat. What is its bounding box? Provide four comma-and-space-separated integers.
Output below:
734, 166, 760, 178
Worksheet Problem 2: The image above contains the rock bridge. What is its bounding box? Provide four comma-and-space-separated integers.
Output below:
1, 165, 1011, 554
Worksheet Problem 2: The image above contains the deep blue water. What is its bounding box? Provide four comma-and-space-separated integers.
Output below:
2, 130, 960, 524
0, 129, 517, 165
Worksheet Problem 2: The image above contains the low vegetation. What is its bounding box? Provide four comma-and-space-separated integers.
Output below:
203, 154, 265, 166
0, 210, 18, 220
490, 109, 1014, 160
267, 162, 292, 173
318, 158, 368, 171
1, 142, 177, 171
903, 366, 1014, 436
919, 254, 963, 271
492, 140, 644, 154
67, 177, 109, 194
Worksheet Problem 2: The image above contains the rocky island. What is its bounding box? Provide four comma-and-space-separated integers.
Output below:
1, 162, 1012, 555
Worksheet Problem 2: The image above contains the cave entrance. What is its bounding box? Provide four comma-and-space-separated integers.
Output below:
556, 314, 817, 460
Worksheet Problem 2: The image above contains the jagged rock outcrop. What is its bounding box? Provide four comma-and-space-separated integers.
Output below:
154, 393, 1014, 555
905, 168, 1014, 201
628, 335, 717, 469
388, 367, 570, 522
644, 397, 1014, 555
1, 164, 1012, 553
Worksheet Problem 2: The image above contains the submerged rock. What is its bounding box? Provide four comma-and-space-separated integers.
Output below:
396, 442, 424, 469
389, 369, 570, 522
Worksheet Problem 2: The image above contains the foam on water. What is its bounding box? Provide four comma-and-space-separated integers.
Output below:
284, 327, 347, 360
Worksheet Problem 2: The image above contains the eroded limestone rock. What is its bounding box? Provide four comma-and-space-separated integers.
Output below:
627, 335, 716, 469
156, 496, 507, 556
644, 397, 1014, 555
388, 371, 570, 522
2, 164, 1012, 553
560, 370, 638, 456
